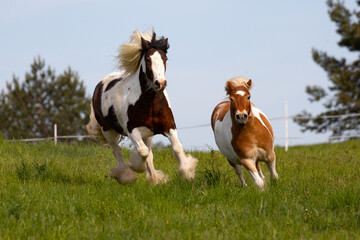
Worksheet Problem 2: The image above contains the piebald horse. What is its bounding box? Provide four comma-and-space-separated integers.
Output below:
87, 29, 198, 184
211, 77, 278, 188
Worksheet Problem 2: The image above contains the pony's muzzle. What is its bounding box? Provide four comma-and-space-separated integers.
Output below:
235, 112, 248, 124
154, 80, 167, 92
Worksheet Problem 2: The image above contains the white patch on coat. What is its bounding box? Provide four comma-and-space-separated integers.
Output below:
236, 90, 246, 96
213, 111, 238, 162
150, 51, 166, 82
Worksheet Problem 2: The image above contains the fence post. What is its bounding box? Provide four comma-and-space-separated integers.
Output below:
285, 100, 288, 152
54, 124, 57, 145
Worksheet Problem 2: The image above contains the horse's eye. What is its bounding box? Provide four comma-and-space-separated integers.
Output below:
230, 98, 233, 102
247, 96, 251, 100
146, 58, 151, 63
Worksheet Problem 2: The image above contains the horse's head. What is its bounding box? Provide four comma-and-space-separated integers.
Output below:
225, 78, 253, 125
141, 32, 169, 92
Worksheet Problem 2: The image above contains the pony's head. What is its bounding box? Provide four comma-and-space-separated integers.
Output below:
117, 29, 169, 92
225, 77, 253, 125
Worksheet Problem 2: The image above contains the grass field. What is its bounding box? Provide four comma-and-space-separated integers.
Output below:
0, 138, 359, 239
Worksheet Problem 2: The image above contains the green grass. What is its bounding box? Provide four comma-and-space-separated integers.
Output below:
1, 138, 360, 239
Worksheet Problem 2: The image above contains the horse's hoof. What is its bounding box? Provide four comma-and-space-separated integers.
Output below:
109, 166, 137, 184
146, 170, 169, 184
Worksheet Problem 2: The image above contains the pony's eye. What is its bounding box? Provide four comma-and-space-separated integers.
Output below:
146, 58, 151, 63
247, 96, 251, 100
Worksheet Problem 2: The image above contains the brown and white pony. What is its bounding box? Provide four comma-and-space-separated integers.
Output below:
87, 29, 198, 184
211, 77, 278, 188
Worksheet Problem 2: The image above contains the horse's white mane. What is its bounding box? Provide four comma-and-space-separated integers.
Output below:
225, 76, 253, 95
116, 29, 154, 76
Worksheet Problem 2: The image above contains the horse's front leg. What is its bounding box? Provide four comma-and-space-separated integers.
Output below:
127, 128, 150, 158
166, 129, 198, 180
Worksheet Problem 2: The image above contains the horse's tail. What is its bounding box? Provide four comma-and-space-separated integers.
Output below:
86, 103, 107, 144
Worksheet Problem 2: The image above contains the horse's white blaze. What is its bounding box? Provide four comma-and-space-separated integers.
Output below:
236, 90, 246, 96
213, 111, 238, 162
150, 51, 166, 82
251, 104, 273, 139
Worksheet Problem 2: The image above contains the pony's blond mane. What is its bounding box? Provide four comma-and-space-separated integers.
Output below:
225, 76, 253, 95
116, 29, 154, 76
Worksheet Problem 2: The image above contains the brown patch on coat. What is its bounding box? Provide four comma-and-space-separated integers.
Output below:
105, 78, 122, 92
126, 66, 176, 135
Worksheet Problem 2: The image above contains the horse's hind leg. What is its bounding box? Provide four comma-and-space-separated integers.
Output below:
142, 137, 169, 184
166, 129, 198, 180
228, 160, 247, 187
103, 130, 137, 184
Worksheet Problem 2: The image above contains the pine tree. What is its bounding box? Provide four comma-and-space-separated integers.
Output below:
0, 56, 91, 139
294, 0, 360, 137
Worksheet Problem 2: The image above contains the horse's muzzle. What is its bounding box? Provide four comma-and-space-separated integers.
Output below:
235, 112, 248, 125
154, 80, 167, 92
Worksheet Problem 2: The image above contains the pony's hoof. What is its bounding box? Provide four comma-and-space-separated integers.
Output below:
109, 166, 137, 184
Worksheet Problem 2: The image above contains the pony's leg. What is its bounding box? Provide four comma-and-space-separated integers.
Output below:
256, 161, 265, 180
142, 137, 169, 184
266, 152, 278, 180
240, 158, 264, 188
103, 130, 137, 184
228, 160, 247, 187
166, 129, 198, 180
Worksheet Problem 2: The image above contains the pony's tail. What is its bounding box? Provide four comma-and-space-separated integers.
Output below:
86, 103, 107, 144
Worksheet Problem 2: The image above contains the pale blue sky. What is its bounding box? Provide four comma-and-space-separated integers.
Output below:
0, 0, 357, 149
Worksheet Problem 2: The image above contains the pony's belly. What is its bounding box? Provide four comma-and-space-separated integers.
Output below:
213, 112, 238, 162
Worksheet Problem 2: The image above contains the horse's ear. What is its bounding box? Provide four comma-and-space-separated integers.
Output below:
225, 81, 234, 95
162, 38, 169, 50
141, 37, 151, 51
246, 79, 253, 90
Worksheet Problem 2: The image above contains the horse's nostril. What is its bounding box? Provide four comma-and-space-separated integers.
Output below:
236, 114, 240, 120
155, 81, 160, 88
243, 114, 248, 119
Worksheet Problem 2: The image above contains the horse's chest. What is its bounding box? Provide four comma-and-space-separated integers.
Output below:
126, 91, 175, 134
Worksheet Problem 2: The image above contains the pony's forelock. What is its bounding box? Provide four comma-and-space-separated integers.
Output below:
225, 76, 253, 95
116, 29, 169, 76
